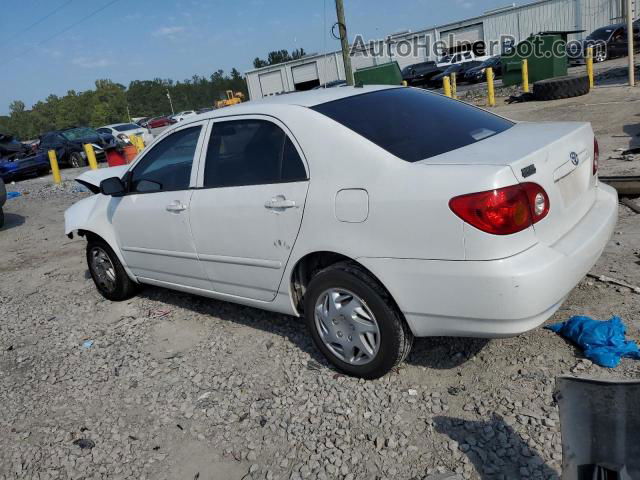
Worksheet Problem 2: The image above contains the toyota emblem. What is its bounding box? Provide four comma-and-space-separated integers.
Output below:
570, 152, 579, 166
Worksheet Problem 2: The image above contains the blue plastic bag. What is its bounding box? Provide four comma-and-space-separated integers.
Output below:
546, 316, 640, 368
7, 191, 21, 200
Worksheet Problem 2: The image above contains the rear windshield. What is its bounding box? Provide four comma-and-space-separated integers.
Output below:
311, 88, 513, 162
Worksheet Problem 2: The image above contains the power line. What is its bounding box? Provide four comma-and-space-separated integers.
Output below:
2, 0, 74, 44
9, 0, 122, 63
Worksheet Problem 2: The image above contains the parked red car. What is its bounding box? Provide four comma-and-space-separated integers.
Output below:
146, 115, 176, 129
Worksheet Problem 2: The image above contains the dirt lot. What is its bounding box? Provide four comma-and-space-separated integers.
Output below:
1, 82, 639, 480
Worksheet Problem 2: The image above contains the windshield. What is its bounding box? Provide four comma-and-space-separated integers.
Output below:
587, 27, 615, 41
114, 124, 140, 132
312, 88, 513, 162
61, 127, 98, 141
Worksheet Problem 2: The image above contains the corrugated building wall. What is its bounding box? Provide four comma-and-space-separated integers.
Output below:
245, 0, 626, 99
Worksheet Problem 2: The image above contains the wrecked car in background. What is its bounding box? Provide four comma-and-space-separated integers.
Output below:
39, 127, 116, 168
0, 134, 50, 182
0, 177, 6, 227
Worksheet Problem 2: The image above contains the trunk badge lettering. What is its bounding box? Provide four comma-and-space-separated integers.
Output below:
521, 164, 536, 178
570, 152, 579, 166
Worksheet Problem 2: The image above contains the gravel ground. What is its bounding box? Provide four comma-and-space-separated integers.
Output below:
1, 91, 640, 480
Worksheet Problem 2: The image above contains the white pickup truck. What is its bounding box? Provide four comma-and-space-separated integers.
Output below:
437, 51, 490, 68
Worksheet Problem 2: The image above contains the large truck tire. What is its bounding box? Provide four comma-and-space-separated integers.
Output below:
533, 75, 590, 101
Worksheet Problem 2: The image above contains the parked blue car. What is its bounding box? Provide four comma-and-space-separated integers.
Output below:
0, 134, 50, 182
0, 152, 50, 182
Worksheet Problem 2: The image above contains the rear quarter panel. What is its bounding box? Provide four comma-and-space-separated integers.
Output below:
266, 106, 533, 276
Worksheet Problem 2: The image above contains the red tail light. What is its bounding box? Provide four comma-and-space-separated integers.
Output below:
593, 137, 599, 175
449, 183, 550, 235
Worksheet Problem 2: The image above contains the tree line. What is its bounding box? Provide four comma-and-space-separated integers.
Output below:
0, 69, 247, 140
253, 48, 306, 69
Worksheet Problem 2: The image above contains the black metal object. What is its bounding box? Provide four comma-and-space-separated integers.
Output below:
599, 176, 640, 196
556, 376, 640, 479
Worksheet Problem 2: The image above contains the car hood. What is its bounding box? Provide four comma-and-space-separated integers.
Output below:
75, 164, 129, 191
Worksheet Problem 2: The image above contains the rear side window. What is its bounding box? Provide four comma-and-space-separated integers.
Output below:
204, 119, 307, 188
311, 88, 513, 162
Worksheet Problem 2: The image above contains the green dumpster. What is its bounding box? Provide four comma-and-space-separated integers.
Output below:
354, 61, 403, 86
502, 33, 568, 87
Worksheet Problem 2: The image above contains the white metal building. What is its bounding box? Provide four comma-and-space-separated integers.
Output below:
245, 0, 628, 99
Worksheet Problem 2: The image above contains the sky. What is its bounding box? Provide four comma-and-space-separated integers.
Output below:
1, 0, 511, 115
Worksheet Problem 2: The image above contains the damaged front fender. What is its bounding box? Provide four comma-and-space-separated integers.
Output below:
64, 188, 137, 281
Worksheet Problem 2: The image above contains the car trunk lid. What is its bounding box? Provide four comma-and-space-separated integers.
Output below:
422, 121, 597, 246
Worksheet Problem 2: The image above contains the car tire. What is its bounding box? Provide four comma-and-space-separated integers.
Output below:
595, 48, 607, 62
69, 152, 86, 168
0, 208, 4, 229
86, 238, 139, 301
303, 261, 413, 379
533, 75, 590, 101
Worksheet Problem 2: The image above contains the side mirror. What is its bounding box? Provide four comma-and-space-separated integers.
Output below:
100, 177, 126, 197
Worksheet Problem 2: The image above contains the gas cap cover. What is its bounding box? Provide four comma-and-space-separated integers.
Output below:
335, 188, 369, 223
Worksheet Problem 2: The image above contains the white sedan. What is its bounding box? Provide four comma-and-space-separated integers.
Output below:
65, 86, 617, 379
171, 110, 196, 122
97, 123, 153, 146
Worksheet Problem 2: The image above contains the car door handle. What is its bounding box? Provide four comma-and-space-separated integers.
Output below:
264, 198, 297, 209
166, 201, 187, 213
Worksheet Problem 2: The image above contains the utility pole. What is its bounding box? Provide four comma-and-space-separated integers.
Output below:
166, 89, 175, 115
126, 104, 132, 123
335, 0, 354, 85
627, 0, 635, 86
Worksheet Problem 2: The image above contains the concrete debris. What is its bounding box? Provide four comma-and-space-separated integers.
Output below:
587, 273, 640, 294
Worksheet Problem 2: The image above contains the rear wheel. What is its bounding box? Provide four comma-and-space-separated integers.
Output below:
69, 152, 86, 168
304, 262, 413, 379
86, 238, 138, 301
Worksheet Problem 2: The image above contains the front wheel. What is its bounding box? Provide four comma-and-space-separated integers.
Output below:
86, 238, 139, 301
69, 152, 87, 168
304, 262, 413, 379
594, 48, 607, 63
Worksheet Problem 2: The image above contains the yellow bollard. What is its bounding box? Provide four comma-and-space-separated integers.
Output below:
48, 149, 61, 184
451, 72, 457, 99
486, 67, 496, 107
83, 143, 99, 170
522, 59, 530, 93
586, 47, 594, 89
129, 135, 139, 152
443, 76, 452, 98
135, 135, 145, 152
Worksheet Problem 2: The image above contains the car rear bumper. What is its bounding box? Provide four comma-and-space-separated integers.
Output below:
358, 183, 618, 338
